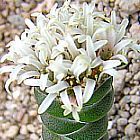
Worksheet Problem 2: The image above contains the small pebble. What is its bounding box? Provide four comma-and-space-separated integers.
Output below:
16, 108, 26, 122
125, 123, 136, 136
123, 87, 130, 95
130, 95, 140, 104
109, 129, 117, 138
20, 125, 28, 135
21, 114, 29, 124
119, 110, 130, 118
128, 116, 137, 124
137, 120, 140, 129
7, 15, 25, 28
130, 107, 136, 115
5, 125, 19, 138
30, 133, 39, 140
117, 118, 128, 126
29, 110, 37, 117
134, 136, 140, 140
27, 124, 36, 133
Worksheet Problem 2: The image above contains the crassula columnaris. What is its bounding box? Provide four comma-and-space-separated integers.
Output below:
0, 0, 139, 139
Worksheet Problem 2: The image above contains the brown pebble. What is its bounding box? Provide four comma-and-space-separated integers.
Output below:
21, 113, 29, 124
16, 108, 26, 122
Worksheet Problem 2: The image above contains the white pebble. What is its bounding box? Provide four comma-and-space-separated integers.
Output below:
5, 125, 19, 138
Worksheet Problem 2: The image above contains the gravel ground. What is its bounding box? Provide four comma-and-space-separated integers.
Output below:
0, 0, 140, 140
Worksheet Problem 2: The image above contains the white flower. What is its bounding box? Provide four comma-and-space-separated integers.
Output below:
98, 60, 122, 82
60, 78, 95, 122
38, 81, 69, 114
1, 65, 25, 93
48, 55, 72, 81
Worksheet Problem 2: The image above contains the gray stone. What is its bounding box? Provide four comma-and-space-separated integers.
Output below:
128, 116, 137, 124
117, 118, 128, 126
20, 125, 28, 135
5, 125, 19, 138
7, 15, 25, 28
134, 71, 140, 80
118, 110, 130, 118
125, 72, 132, 82
109, 129, 117, 138
30, 133, 39, 140
130, 95, 140, 104
130, 86, 139, 95
27, 124, 36, 133
134, 136, 140, 140
130, 107, 136, 115
131, 63, 140, 73
123, 87, 130, 95
125, 123, 136, 136
114, 70, 127, 92
119, 96, 130, 106
137, 120, 140, 129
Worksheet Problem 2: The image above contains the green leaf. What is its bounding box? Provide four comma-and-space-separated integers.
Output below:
34, 88, 46, 105
42, 125, 72, 140
66, 115, 108, 140
34, 88, 64, 117
99, 132, 109, 140
79, 88, 114, 122
84, 77, 112, 106
41, 113, 85, 134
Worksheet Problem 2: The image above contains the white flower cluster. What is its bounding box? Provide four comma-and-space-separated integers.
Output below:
0, 0, 139, 121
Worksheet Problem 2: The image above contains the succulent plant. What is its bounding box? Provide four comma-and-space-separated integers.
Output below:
0, 0, 139, 139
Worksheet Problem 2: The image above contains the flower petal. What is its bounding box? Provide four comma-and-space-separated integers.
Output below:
111, 54, 128, 64
116, 19, 128, 42
91, 57, 103, 68
18, 56, 42, 70
38, 93, 57, 114
5, 79, 13, 94
129, 43, 140, 52
73, 86, 83, 108
24, 79, 40, 87
63, 109, 71, 116
46, 81, 69, 93
60, 90, 72, 111
103, 60, 121, 70
98, 68, 118, 81
71, 55, 90, 79
65, 34, 79, 59
83, 79, 96, 103
72, 108, 80, 122
92, 40, 108, 52
18, 71, 40, 84
114, 39, 132, 53
106, 26, 116, 46
25, 18, 36, 29
111, 11, 116, 26
0, 65, 15, 74
86, 14, 93, 35
40, 74, 49, 91
86, 36, 96, 59
77, 35, 86, 43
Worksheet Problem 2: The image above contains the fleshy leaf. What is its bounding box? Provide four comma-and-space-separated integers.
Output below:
42, 125, 72, 140
84, 77, 113, 106
66, 115, 108, 140
79, 88, 114, 122
41, 113, 85, 134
